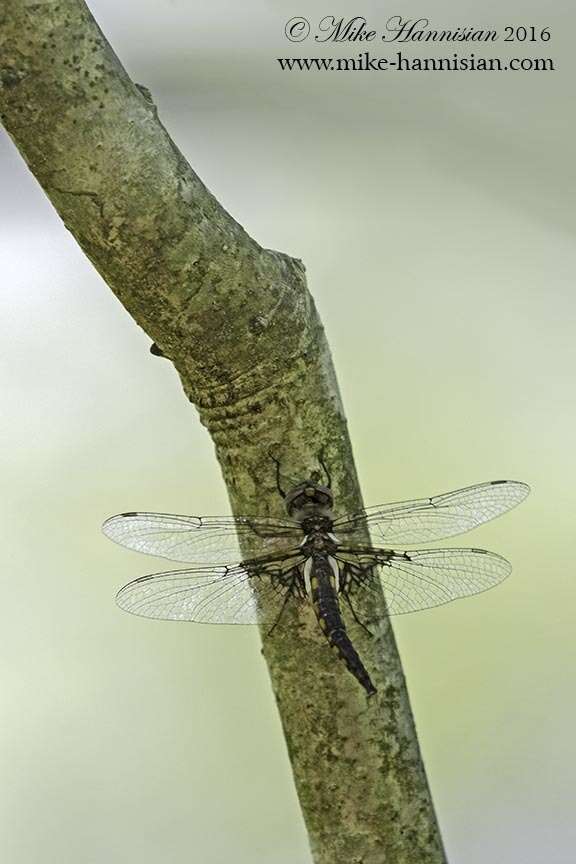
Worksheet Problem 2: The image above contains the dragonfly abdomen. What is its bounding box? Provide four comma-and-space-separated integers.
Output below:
307, 556, 377, 697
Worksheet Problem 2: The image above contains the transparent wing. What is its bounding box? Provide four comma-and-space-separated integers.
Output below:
116, 552, 307, 624
337, 546, 512, 615
102, 512, 302, 565
333, 480, 529, 545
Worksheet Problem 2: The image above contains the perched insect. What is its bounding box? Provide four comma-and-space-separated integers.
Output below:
103, 466, 529, 697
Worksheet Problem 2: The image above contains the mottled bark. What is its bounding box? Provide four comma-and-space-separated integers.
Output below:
0, 2, 447, 861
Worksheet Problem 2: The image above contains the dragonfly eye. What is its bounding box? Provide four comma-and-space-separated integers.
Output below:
284, 482, 334, 514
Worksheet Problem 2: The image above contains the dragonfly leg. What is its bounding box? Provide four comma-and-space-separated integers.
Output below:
264, 573, 298, 637
341, 589, 373, 638
267, 450, 286, 498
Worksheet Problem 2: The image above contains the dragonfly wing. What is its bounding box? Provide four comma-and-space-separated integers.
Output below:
337, 547, 512, 615
116, 552, 307, 624
102, 512, 302, 564
333, 480, 529, 545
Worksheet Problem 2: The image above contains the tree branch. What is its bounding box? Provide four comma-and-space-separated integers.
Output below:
0, 2, 447, 861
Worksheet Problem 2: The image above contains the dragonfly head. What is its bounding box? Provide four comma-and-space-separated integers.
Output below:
284, 482, 333, 518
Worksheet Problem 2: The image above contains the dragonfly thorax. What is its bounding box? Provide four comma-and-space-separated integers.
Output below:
300, 532, 339, 558
300, 514, 334, 536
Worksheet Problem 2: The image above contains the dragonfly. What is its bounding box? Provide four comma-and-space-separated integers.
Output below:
102, 470, 529, 697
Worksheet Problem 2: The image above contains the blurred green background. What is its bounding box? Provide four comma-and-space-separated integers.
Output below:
1, 1, 574, 862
